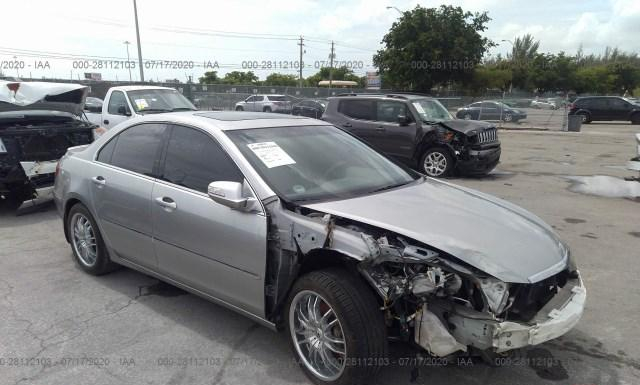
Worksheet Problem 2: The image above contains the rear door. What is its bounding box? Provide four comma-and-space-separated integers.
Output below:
479, 102, 499, 120
91, 122, 166, 269
373, 100, 417, 159
102, 90, 132, 129
588, 98, 608, 121
336, 99, 379, 146
151, 124, 267, 316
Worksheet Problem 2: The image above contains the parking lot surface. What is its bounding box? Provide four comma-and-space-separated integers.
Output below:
1, 123, 639, 385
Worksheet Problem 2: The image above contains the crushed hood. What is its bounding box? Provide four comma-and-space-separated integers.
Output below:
0, 81, 89, 116
437, 119, 494, 135
304, 178, 567, 283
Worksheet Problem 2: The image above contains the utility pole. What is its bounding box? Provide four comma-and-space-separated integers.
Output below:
329, 41, 335, 91
297, 36, 304, 87
124, 41, 132, 81
133, 0, 144, 82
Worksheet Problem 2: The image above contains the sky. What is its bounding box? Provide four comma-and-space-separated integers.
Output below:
1, 0, 638, 82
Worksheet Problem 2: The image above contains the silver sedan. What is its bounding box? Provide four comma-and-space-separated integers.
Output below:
54, 111, 585, 385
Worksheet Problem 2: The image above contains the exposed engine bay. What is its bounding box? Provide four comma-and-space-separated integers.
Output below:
0, 81, 95, 210
263, 201, 586, 360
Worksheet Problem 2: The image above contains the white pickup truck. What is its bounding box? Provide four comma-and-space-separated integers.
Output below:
86, 85, 197, 129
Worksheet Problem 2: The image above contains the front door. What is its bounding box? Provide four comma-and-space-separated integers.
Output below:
103, 90, 132, 129
373, 100, 417, 160
151, 124, 267, 316
91, 123, 166, 269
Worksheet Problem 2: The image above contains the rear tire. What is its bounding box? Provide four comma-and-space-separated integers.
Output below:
420, 147, 454, 177
235, 106, 244, 111
67, 203, 118, 275
263, 106, 272, 113
285, 268, 387, 385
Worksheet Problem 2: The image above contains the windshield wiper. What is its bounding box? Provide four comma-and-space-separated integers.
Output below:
170, 107, 197, 111
367, 181, 412, 194
138, 108, 172, 113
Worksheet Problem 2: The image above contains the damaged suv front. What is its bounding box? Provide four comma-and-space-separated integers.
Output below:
0, 81, 95, 210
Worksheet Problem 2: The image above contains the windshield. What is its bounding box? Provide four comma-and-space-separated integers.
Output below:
127, 89, 196, 113
412, 99, 453, 122
226, 125, 418, 202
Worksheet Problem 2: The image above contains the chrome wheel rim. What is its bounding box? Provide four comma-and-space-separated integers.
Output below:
504, 114, 512, 122
71, 213, 97, 267
580, 114, 587, 123
289, 290, 346, 381
424, 152, 447, 176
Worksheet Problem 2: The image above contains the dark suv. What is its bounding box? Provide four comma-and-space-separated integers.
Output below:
568, 96, 640, 124
322, 93, 501, 177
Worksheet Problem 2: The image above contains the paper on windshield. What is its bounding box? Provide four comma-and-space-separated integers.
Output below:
247, 142, 296, 168
134, 99, 149, 110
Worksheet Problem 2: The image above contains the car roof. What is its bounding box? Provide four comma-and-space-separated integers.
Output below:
109, 85, 176, 91
129, 111, 331, 132
329, 93, 434, 101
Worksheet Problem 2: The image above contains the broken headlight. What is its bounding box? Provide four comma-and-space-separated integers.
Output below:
478, 277, 510, 314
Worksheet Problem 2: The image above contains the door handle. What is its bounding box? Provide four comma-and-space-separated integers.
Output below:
342, 122, 352, 128
375, 126, 386, 131
103, 119, 109, 125
91, 176, 106, 186
154, 196, 177, 211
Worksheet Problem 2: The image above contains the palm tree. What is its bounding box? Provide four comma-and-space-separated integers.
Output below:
509, 34, 540, 64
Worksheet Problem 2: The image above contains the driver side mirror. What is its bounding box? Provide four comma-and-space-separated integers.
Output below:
397, 114, 410, 126
117, 105, 131, 116
207, 181, 255, 211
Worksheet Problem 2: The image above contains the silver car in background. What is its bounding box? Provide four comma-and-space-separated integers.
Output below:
54, 112, 585, 385
234, 94, 292, 113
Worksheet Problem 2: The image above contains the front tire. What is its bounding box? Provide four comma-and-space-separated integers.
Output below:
67, 203, 117, 275
503, 113, 513, 122
235, 106, 244, 111
285, 269, 387, 385
420, 147, 454, 177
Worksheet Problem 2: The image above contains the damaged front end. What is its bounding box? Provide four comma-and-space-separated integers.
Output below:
0, 81, 95, 211
264, 202, 585, 360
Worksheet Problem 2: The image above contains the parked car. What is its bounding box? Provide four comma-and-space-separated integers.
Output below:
85, 86, 197, 129
54, 111, 585, 385
0, 81, 96, 211
292, 99, 326, 119
456, 101, 527, 122
235, 94, 292, 113
502, 98, 532, 108
83, 96, 103, 113
530, 99, 558, 109
323, 94, 501, 177
568, 96, 640, 124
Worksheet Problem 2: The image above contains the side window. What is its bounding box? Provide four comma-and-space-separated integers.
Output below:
338, 100, 375, 120
109, 123, 165, 176
97, 137, 118, 163
481, 102, 496, 108
376, 101, 408, 123
608, 98, 627, 109
161, 125, 244, 193
107, 91, 128, 114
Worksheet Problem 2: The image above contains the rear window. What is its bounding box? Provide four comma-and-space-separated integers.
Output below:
267, 96, 287, 101
338, 99, 375, 120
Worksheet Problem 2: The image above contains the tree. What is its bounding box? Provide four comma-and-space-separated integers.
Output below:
263, 73, 298, 86
508, 34, 540, 90
220, 71, 259, 85
305, 66, 365, 88
469, 65, 512, 94
373, 5, 494, 92
198, 71, 220, 84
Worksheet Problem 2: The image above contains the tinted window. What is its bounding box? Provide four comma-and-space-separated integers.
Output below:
338, 100, 375, 120
161, 125, 243, 193
267, 96, 287, 101
376, 101, 408, 123
108, 91, 128, 114
97, 137, 118, 163
109, 123, 165, 176
481, 102, 497, 108
608, 98, 628, 109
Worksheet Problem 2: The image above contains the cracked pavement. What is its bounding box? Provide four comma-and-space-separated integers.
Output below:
1, 123, 639, 385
